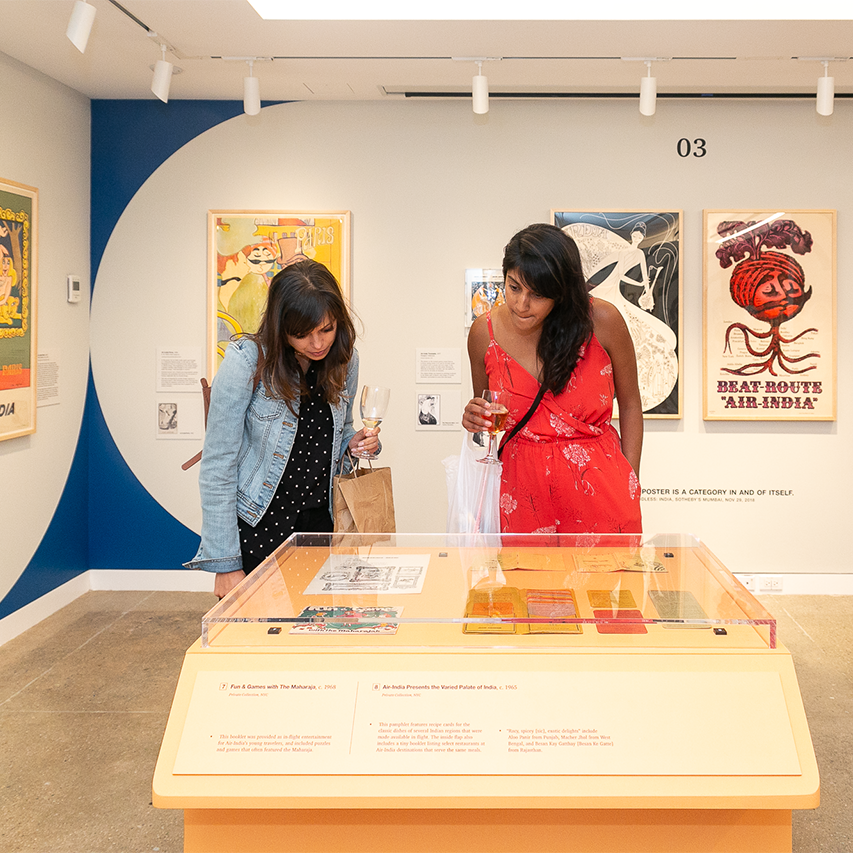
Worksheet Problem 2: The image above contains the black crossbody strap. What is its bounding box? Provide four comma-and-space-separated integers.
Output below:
497, 384, 547, 459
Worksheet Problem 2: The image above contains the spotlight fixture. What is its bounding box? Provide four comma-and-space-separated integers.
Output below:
817, 60, 834, 116
452, 57, 500, 115
244, 60, 261, 116
151, 44, 174, 103
66, 0, 96, 54
472, 60, 489, 115
799, 56, 848, 117
622, 57, 669, 116
639, 60, 657, 116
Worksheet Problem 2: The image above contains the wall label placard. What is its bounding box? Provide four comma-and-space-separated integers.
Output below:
642, 485, 796, 504
173, 670, 800, 777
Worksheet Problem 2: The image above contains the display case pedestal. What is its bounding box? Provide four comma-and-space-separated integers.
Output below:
155, 647, 816, 853
153, 534, 818, 853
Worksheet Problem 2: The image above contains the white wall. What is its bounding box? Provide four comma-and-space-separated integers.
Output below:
0, 52, 91, 602
90, 98, 851, 578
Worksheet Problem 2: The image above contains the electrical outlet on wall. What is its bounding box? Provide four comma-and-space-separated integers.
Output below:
738, 575, 756, 591
759, 575, 784, 593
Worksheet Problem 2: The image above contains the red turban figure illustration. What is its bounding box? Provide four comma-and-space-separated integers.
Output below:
716, 219, 818, 376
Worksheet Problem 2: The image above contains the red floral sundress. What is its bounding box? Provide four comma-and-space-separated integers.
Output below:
485, 313, 642, 534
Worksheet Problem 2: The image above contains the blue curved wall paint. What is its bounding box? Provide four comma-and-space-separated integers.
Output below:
88, 100, 247, 571
0, 100, 253, 618
0, 410, 89, 620
91, 100, 249, 281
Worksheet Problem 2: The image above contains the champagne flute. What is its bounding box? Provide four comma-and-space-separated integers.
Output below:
477, 389, 509, 465
359, 385, 390, 460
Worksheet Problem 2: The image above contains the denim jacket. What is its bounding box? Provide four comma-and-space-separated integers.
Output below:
184, 338, 360, 573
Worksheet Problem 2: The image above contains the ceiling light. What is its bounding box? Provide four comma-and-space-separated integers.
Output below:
244, 60, 261, 116
473, 61, 488, 115
639, 60, 657, 116
151, 44, 173, 103
66, 0, 96, 53
454, 57, 500, 115
816, 60, 834, 116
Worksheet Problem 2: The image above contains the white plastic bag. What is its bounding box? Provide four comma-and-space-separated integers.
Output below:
443, 432, 502, 534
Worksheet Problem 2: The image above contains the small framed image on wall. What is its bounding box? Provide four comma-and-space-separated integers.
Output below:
552, 210, 682, 418
0, 177, 37, 442
464, 268, 504, 328
703, 210, 836, 421
208, 211, 351, 376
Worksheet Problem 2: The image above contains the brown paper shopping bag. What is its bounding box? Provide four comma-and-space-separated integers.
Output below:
333, 454, 396, 533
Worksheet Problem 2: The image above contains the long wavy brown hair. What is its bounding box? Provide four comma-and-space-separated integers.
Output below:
248, 260, 355, 409
502, 223, 593, 396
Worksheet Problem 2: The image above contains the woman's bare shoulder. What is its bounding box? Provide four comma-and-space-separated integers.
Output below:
591, 296, 619, 322
467, 312, 491, 356
591, 297, 629, 347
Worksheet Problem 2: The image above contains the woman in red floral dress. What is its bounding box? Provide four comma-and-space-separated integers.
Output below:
462, 224, 642, 534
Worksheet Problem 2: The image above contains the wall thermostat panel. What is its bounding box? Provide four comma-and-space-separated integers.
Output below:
67, 275, 81, 303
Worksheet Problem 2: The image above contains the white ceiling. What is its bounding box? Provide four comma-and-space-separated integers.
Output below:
1, 1, 851, 103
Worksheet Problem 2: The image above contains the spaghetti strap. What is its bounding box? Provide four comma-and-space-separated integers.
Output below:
487, 310, 495, 342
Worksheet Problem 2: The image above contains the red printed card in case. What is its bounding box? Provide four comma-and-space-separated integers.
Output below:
593, 609, 648, 634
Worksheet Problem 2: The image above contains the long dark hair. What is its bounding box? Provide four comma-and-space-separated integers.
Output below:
249, 260, 355, 407
502, 223, 593, 396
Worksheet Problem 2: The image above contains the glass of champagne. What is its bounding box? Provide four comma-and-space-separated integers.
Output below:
359, 385, 390, 460
477, 389, 509, 465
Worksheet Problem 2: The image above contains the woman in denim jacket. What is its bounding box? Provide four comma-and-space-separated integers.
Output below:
185, 260, 379, 598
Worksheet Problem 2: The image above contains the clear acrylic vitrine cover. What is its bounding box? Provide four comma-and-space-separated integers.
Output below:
200, 533, 777, 650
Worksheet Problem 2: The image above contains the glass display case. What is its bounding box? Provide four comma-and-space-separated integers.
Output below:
202, 532, 776, 649
157, 531, 816, 853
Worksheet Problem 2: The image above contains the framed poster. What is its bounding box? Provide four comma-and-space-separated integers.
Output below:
209, 211, 350, 376
703, 210, 836, 421
464, 268, 504, 328
0, 178, 37, 442
552, 210, 682, 418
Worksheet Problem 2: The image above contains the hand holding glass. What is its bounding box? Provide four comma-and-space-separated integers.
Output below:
359, 385, 390, 459
478, 389, 509, 465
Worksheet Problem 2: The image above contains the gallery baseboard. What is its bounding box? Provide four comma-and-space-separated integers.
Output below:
88, 569, 215, 593
1, 569, 852, 648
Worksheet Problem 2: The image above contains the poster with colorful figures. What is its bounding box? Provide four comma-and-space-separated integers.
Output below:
208, 211, 350, 376
0, 178, 37, 442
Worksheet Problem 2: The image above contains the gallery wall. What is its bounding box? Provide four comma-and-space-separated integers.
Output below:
3, 79, 852, 627
88, 97, 850, 579
0, 52, 91, 615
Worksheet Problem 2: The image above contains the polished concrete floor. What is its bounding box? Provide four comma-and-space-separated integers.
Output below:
0, 591, 850, 853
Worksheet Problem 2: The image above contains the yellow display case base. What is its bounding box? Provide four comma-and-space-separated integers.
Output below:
184, 806, 792, 853
155, 647, 817, 853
